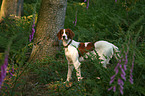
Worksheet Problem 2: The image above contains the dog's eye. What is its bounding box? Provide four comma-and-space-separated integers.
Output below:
61, 32, 63, 34
66, 32, 68, 34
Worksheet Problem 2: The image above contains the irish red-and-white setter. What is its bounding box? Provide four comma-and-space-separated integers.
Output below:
57, 29, 119, 82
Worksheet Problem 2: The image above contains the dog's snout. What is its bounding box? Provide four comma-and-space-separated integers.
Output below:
63, 36, 65, 39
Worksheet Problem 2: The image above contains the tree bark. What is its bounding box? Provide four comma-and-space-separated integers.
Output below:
0, 0, 17, 22
0, 0, 23, 23
29, 0, 67, 62
16, 0, 24, 17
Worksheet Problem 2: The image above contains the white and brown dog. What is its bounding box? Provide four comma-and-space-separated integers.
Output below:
57, 29, 119, 82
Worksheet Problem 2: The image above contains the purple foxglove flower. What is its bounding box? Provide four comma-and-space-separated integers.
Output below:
74, 12, 77, 26
129, 72, 133, 84
113, 86, 116, 92
32, 28, 35, 34
121, 68, 126, 76
74, 18, 77, 26
118, 82, 124, 95
129, 78, 133, 84
115, 68, 119, 74
111, 74, 116, 80
108, 86, 113, 91
123, 65, 127, 70
0, 54, 9, 89
114, 63, 119, 74
120, 88, 123, 95
118, 78, 124, 95
29, 19, 35, 42
120, 85, 124, 90
29, 35, 32, 42
109, 78, 115, 84
121, 73, 126, 81
129, 54, 135, 84
87, 0, 89, 9
118, 78, 124, 85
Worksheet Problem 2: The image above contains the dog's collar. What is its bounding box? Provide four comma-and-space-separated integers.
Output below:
63, 39, 72, 48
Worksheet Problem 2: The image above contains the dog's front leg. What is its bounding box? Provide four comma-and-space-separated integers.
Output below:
66, 57, 74, 82
66, 63, 74, 82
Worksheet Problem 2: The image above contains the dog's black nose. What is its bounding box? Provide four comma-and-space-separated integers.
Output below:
63, 36, 65, 39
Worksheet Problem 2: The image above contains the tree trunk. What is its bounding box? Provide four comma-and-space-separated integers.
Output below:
0, 0, 17, 22
0, 0, 24, 23
29, 0, 67, 62
16, 0, 24, 17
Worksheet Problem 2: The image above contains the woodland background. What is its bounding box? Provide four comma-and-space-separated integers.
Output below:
0, 0, 145, 95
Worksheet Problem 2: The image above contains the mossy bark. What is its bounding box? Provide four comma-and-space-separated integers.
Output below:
29, 0, 67, 62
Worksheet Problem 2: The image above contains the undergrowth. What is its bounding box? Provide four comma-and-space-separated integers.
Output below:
0, 0, 145, 95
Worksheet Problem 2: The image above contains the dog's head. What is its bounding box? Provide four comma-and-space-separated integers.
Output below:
57, 29, 75, 40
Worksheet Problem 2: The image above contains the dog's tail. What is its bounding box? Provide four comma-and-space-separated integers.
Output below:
113, 46, 120, 60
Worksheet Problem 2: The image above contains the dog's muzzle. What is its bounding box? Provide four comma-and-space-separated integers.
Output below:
63, 36, 66, 39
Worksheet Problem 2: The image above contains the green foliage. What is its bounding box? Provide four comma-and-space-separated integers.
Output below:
0, 0, 145, 95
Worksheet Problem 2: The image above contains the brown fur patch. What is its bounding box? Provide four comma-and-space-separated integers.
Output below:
65, 29, 75, 39
78, 42, 95, 57
57, 29, 63, 40
57, 29, 75, 40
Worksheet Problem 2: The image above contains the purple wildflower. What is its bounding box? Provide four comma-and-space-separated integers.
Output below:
113, 86, 116, 92
111, 74, 116, 80
29, 19, 35, 42
108, 86, 116, 92
129, 76, 133, 84
84, 0, 89, 9
121, 73, 126, 81
110, 74, 116, 84
118, 78, 124, 95
123, 51, 128, 70
115, 0, 117, 2
129, 54, 135, 84
73, 12, 77, 26
114, 60, 121, 74
108, 86, 113, 91
109, 55, 126, 95
120, 67, 126, 76
86, 0, 89, 9
109, 78, 115, 84
118, 78, 124, 85
120, 87, 124, 95
123, 65, 127, 70
0, 54, 9, 89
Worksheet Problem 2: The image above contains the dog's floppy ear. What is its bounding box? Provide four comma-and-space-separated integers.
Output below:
57, 29, 63, 40
67, 29, 75, 39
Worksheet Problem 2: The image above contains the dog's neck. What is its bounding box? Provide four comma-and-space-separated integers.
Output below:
62, 39, 72, 48
62, 39, 80, 48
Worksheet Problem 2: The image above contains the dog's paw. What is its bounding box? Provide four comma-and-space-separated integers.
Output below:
78, 77, 84, 81
64, 80, 69, 84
